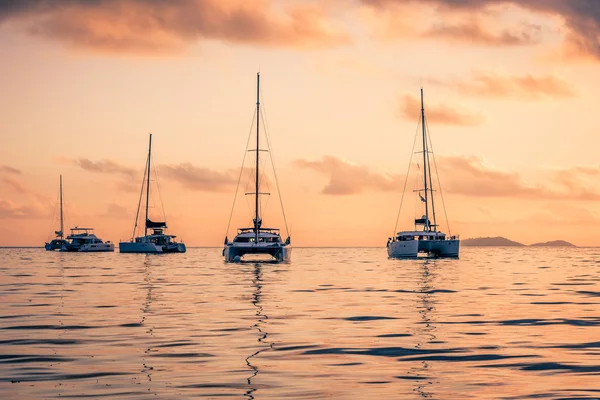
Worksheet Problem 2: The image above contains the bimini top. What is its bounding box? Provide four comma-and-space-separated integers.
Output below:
237, 227, 280, 234
397, 231, 446, 237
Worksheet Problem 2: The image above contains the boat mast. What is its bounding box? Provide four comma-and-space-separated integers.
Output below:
255, 73, 260, 244
421, 88, 430, 232
59, 174, 64, 240
145, 133, 152, 237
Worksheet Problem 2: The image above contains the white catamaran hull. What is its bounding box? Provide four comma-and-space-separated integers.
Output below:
224, 244, 291, 262
388, 240, 419, 258
119, 242, 163, 253
418, 239, 459, 257
61, 243, 115, 252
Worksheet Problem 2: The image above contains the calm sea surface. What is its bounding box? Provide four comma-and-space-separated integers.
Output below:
0, 247, 599, 399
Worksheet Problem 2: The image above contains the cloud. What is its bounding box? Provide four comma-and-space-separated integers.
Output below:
160, 163, 237, 192
0, 165, 21, 174
423, 19, 541, 46
438, 155, 600, 201
429, 72, 576, 99
399, 94, 484, 126
293, 155, 403, 195
0, 175, 49, 204
0, 199, 46, 219
71, 158, 137, 178
0, 0, 349, 53
99, 202, 131, 218
293, 154, 600, 201
361, 0, 600, 61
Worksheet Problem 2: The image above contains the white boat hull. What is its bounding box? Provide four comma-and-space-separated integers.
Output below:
224, 244, 291, 262
418, 239, 460, 257
61, 243, 114, 252
387, 240, 419, 258
119, 242, 163, 253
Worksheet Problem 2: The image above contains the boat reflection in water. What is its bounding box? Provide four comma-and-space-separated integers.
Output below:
244, 262, 273, 399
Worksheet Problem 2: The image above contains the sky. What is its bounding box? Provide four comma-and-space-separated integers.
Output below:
2, 0, 600, 246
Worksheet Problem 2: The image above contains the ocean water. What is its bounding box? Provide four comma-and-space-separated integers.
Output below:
0, 247, 599, 399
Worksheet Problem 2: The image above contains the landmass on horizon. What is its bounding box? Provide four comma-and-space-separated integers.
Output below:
463, 237, 576, 247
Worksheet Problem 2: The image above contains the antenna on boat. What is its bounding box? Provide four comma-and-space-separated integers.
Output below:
420, 88, 430, 232
254, 73, 261, 244
145, 133, 152, 238
59, 174, 64, 240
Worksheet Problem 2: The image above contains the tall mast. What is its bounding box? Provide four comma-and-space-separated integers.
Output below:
145, 133, 152, 237
255, 73, 260, 244
421, 88, 430, 232
59, 174, 63, 240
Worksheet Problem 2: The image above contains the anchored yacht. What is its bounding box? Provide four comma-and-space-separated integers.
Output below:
119, 134, 186, 253
387, 89, 460, 258
223, 73, 291, 262
44, 175, 68, 251
61, 227, 114, 252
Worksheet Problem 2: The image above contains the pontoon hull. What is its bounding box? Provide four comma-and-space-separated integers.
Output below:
224, 245, 291, 262
387, 240, 419, 258
418, 239, 460, 257
45, 240, 67, 251
119, 242, 163, 253
61, 243, 115, 252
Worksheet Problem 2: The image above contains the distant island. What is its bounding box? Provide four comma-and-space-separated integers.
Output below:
462, 237, 525, 247
463, 237, 576, 247
530, 240, 576, 247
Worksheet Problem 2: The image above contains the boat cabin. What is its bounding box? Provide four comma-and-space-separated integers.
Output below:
396, 231, 448, 241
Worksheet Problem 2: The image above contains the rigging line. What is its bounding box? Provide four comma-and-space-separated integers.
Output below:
47, 190, 59, 242
259, 103, 290, 238
424, 120, 437, 230
133, 153, 148, 240
152, 160, 167, 225
392, 116, 421, 237
424, 115, 451, 236
226, 109, 257, 238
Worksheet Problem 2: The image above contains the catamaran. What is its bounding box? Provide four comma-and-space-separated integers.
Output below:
387, 89, 460, 258
61, 227, 114, 252
119, 134, 186, 253
45, 175, 68, 251
223, 73, 291, 262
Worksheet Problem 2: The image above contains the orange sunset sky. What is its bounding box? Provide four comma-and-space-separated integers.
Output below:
2, 0, 600, 247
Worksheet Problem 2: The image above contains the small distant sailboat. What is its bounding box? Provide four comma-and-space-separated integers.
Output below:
387, 89, 460, 258
119, 134, 186, 254
61, 227, 114, 252
223, 73, 291, 263
45, 175, 68, 251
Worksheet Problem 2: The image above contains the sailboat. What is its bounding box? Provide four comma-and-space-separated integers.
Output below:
119, 134, 186, 254
223, 73, 291, 263
45, 175, 68, 251
387, 89, 460, 258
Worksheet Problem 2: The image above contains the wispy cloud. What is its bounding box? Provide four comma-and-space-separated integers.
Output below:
361, 0, 600, 61
293, 155, 403, 195
0, 199, 47, 219
294, 154, 600, 201
159, 163, 237, 192
423, 19, 541, 46
71, 158, 137, 178
0, 0, 350, 53
99, 202, 131, 219
0, 165, 21, 175
399, 94, 484, 126
428, 71, 576, 99
438, 155, 600, 201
